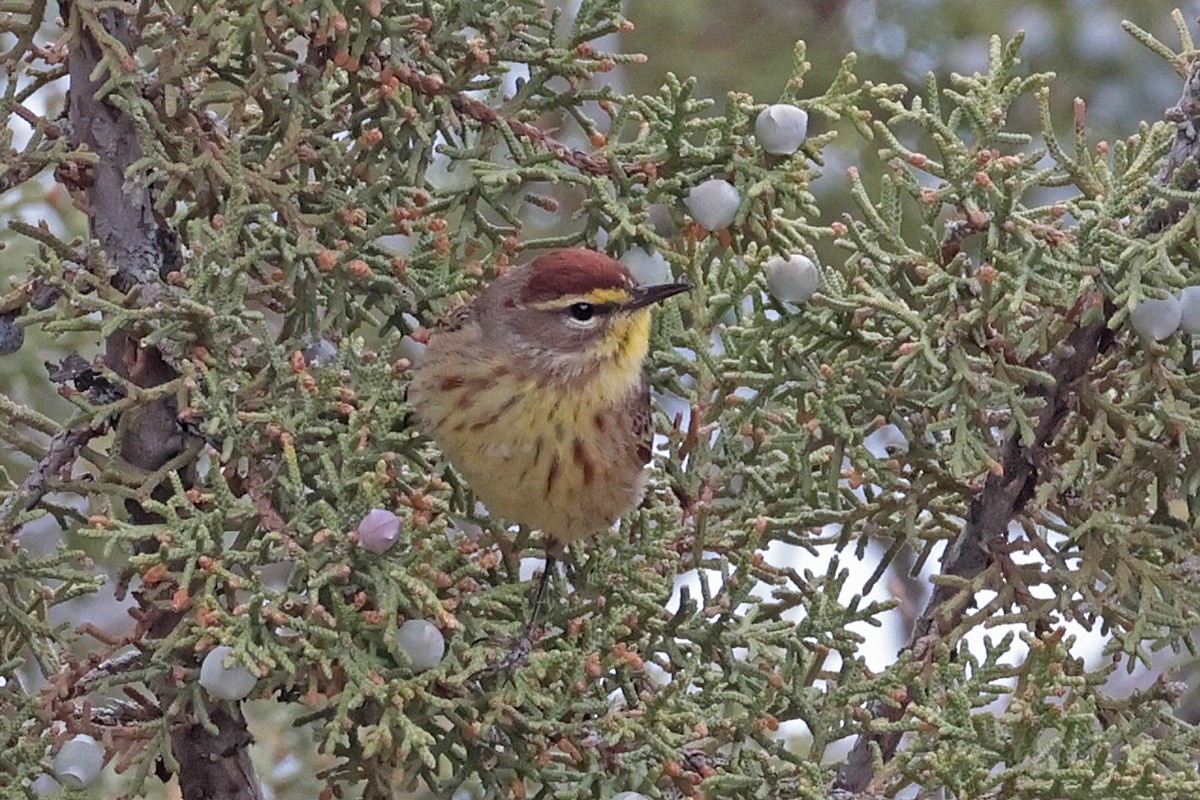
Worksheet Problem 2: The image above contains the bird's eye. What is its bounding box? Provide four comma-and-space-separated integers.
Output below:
568, 302, 595, 322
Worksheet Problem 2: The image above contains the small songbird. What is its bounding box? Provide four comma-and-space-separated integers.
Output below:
408, 248, 689, 660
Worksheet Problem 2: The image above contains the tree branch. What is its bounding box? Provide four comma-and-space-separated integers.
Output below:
833, 55, 1200, 796
63, 1, 262, 796
170, 706, 263, 800
390, 62, 657, 181
834, 294, 1113, 792
0, 423, 101, 527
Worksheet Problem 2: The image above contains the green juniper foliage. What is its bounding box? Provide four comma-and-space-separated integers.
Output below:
3, 1, 1200, 798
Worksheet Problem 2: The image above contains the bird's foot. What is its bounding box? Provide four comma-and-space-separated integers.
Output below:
471, 627, 539, 681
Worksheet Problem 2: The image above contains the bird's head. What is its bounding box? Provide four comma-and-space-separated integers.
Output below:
476, 249, 689, 382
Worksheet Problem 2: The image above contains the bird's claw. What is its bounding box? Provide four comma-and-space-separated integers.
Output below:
471, 628, 538, 682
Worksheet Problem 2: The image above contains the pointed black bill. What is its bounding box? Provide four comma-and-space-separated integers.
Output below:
625, 281, 691, 311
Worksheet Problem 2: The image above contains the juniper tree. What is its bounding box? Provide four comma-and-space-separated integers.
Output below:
3, 1, 1200, 799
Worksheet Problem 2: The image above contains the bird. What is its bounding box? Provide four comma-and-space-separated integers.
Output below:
407, 248, 689, 666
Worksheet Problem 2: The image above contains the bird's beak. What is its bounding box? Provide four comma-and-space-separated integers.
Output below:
625, 281, 691, 311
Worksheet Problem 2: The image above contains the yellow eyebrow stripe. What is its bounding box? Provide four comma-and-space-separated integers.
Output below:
585, 288, 632, 304
529, 287, 632, 310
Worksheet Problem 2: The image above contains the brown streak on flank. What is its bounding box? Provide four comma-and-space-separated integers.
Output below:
491, 364, 510, 378
521, 248, 634, 303
470, 394, 520, 431
440, 375, 464, 391
466, 376, 494, 393
594, 412, 606, 433
573, 438, 595, 485
545, 454, 560, 495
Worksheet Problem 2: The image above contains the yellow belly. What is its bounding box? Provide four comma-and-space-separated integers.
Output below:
410, 336, 650, 542
448, 394, 647, 542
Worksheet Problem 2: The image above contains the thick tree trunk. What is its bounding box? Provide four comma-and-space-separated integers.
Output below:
64, 2, 262, 796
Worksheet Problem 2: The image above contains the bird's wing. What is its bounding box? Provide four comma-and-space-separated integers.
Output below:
439, 299, 477, 332
404, 299, 477, 411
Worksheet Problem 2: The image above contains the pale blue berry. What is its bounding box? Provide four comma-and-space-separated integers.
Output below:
199, 646, 258, 701
1177, 286, 1200, 334
684, 179, 740, 229
755, 104, 809, 155
1130, 295, 1181, 341
397, 619, 446, 672
357, 509, 403, 553
52, 734, 104, 789
620, 247, 672, 287
765, 254, 821, 303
